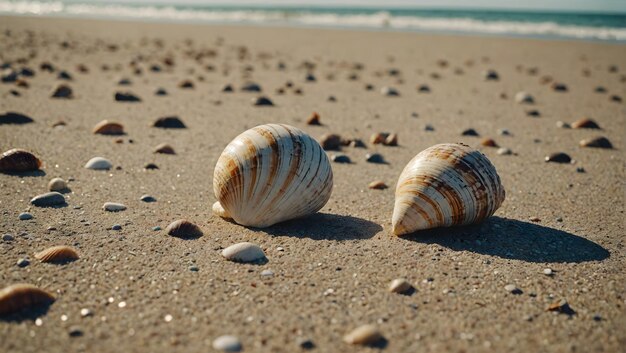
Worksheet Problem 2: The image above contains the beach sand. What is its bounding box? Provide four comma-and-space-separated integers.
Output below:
0, 16, 624, 353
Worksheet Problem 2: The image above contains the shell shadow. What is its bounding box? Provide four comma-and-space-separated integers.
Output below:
1, 170, 46, 177
258, 213, 382, 240
401, 216, 609, 263
0, 305, 52, 323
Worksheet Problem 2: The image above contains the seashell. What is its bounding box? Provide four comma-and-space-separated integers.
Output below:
307, 112, 321, 125
212, 335, 242, 352
140, 194, 156, 202
212, 201, 231, 219
392, 143, 505, 235
154, 143, 176, 154
30, 192, 66, 207
166, 219, 203, 238
0, 111, 34, 125
545, 152, 571, 163
368, 180, 388, 190
388, 278, 413, 294
221, 242, 266, 263
343, 324, 383, 345
480, 138, 498, 147
103, 202, 126, 212
93, 120, 124, 135
370, 132, 389, 145
35, 245, 79, 263
385, 133, 398, 146
153, 116, 186, 129
48, 177, 68, 192
514, 91, 534, 104
214, 124, 333, 228
0, 284, 55, 316
571, 118, 600, 129
580, 136, 612, 149
0, 149, 42, 173
84, 157, 112, 170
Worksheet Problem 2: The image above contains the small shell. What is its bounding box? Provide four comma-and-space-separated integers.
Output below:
166, 219, 203, 238
343, 325, 383, 345
222, 242, 266, 263
93, 120, 124, 135
84, 157, 112, 170
580, 136, 612, 149
571, 118, 600, 129
385, 133, 398, 146
212, 335, 242, 352
392, 143, 505, 235
103, 202, 127, 212
214, 124, 333, 228
515, 91, 534, 104
306, 112, 321, 125
154, 143, 176, 154
0, 284, 55, 315
35, 245, 79, 263
388, 278, 412, 294
48, 177, 68, 192
0, 149, 42, 173
368, 180, 388, 190
370, 133, 389, 145
480, 138, 498, 147
212, 201, 231, 219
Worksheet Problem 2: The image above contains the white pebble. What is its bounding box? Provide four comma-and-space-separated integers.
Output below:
212, 335, 242, 352
343, 324, 383, 345
543, 268, 553, 276
388, 278, 412, 294
48, 177, 68, 191
103, 202, 127, 212
222, 242, 266, 263
84, 157, 112, 170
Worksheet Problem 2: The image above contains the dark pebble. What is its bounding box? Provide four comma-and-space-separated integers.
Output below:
153, 116, 186, 128
366, 153, 385, 164
0, 112, 34, 125
545, 153, 571, 163
30, 192, 66, 207
253, 96, 274, 106
331, 154, 351, 164
115, 92, 141, 102
17, 258, 30, 267
461, 128, 479, 136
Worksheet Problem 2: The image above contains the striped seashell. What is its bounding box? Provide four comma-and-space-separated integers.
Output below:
93, 120, 124, 135
35, 245, 79, 263
0, 284, 55, 315
392, 143, 505, 236
213, 124, 333, 228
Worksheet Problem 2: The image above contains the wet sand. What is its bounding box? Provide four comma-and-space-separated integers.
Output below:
0, 16, 625, 353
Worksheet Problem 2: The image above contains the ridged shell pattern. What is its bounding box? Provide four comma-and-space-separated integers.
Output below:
213, 124, 333, 228
392, 143, 505, 235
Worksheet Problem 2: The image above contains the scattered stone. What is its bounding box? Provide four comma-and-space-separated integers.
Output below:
189, 265, 199, 272
417, 84, 431, 93
504, 284, 522, 295
545, 153, 571, 163
68, 326, 83, 337
515, 91, 534, 104
368, 180, 388, 190
327, 95, 336, 102
297, 338, 316, 350
222, 242, 266, 263
103, 202, 126, 212
497, 147, 512, 155
252, 96, 274, 106
17, 258, 30, 267
556, 121, 571, 129
461, 128, 479, 136
117, 78, 131, 85
344, 325, 383, 345
140, 195, 156, 202
483, 69, 499, 81
111, 224, 122, 231
388, 278, 412, 294
18, 212, 33, 220
307, 112, 321, 125
3, 234, 14, 241
480, 138, 498, 147
80, 308, 93, 317
551, 82, 568, 92
152, 226, 162, 231
529, 217, 541, 222
178, 79, 194, 89
84, 157, 112, 170
48, 177, 68, 192
526, 109, 540, 117
0, 148, 42, 173
241, 82, 261, 92
546, 299, 576, 316
260, 269, 274, 277
30, 192, 66, 207
366, 153, 385, 164
571, 118, 600, 129
93, 120, 124, 135
0, 112, 34, 125
498, 128, 511, 136
305, 73, 316, 82
576, 167, 586, 173
320, 134, 342, 151
51, 84, 73, 98
543, 268, 553, 276
380, 86, 399, 96
114, 92, 141, 102
594, 86, 606, 93
610, 95, 622, 103
212, 335, 242, 352
144, 163, 159, 170
155, 88, 167, 96
222, 84, 234, 92
154, 143, 176, 154
57, 70, 72, 80
331, 154, 351, 164
580, 136, 612, 149
153, 116, 186, 128
166, 219, 203, 239
424, 124, 434, 131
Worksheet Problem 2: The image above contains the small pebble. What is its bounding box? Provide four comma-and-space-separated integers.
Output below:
368, 180, 388, 190
576, 167, 586, 173
80, 308, 93, 317
504, 284, 523, 295
556, 121, 571, 129
30, 192, 66, 207
580, 136, 612, 149
212, 335, 242, 352
498, 128, 511, 136
48, 177, 68, 192
388, 278, 412, 294
461, 128, 479, 136
152, 226, 162, 231
380, 86, 399, 96
84, 157, 112, 170
18, 212, 33, 220
252, 96, 274, 106
320, 134, 342, 151
515, 91, 534, 104
260, 269, 274, 277
222, 242, 266, 263
103, 202, 126, 212
497, 147, 512, 155
545, 153, 571, 163
331, 154, 351, 164
298, 338, 316, 350
189, 265, 199, 272
424, 124, 434, 131
344, 324, 383, 345
365, 153, 385, 164
68, 326, 83, 337
111, 224, 122, 231
140, 195, 157, 202
17, 258, 30, 267
3, 234, 14, 241
543, 268, 553, 276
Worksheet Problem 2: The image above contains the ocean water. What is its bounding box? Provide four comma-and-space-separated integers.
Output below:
1, 1, 626, 42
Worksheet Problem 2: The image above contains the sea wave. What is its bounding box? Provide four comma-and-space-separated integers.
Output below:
1, 1, 625, 41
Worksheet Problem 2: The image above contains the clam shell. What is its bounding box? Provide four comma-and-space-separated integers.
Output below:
154, 143, 176, 154
388, 278, 413, 294
35, 245, 79, 263
392, 143, 505, 235
93, 120, 124, 135
221, 242, 266, 263
0, 149, 42, 173
84, 157, 112, 170
213, 124, 333, 228
166, 219, 203, 238
0, 284, 55, 315
212, 201, 231, 219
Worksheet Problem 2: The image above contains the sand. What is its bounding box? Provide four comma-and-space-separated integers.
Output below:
0, 16, 624, 353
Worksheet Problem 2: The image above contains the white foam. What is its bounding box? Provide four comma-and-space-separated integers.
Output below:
1, 1, 625, 41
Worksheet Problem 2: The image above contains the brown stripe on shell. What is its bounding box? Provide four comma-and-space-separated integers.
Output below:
0, 284, 55, 316
35, 245, 79, 263
0, 149, 42, 173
